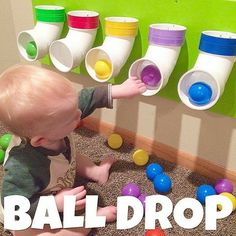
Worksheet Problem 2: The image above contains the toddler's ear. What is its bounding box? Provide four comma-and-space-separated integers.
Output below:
30, 136, 44, 147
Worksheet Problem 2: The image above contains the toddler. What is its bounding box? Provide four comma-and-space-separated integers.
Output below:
0, 64, 146, 236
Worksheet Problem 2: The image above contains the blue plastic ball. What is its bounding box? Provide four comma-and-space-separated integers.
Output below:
188, 82, 212, 105
146, 163, 163, 181
196, 184, 216, 205
153, 173, 172, 193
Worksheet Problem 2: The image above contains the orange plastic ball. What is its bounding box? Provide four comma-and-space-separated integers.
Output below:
145, 228, 165, 236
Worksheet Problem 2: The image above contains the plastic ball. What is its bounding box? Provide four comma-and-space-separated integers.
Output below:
146, 163, 163, 181
94, 60, 112, 80
0, 149, 5, 164
132, 149, 149, 166
214, 179, 234, 194
188, 82, 212, 105
138, 193, 147, 209
107, 133, 123, 149
145, 228, 165, 236
141, 65, 161, 88
121, 183, 141, 198
26, 41, 37, 58
153, 173, 172, 193
218, 192, 236, 211
196, 184, 216, 205
0, 133, 12, 150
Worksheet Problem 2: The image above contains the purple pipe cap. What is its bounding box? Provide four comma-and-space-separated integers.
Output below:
149, 23, 186, 46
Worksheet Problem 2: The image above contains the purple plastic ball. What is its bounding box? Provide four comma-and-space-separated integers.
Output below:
214, 179, 234, 194
141, 65, 161, 88
138, 193, 147, 209
121, 183, 141, 197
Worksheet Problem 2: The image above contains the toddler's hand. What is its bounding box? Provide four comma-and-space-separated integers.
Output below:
55, 186, 86, 212
111, 76, 146, 99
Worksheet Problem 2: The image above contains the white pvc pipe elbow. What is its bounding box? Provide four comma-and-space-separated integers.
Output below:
49, 11, 99, 72
129, 24, 186, 96
85, 17, 138, 82
17, 5, 65, 61
178, 31, 236, 110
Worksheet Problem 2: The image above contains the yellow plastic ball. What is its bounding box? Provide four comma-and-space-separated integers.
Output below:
94, 60, 111, 80
132, 149, 149, 166
108, 133, 123, 149
218, 192, 236, 211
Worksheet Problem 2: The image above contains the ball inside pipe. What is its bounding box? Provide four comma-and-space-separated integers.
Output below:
94, 60, 112, 80
188, 82, 212, 105
26, 41, 37, 58
141, 65, 161, 89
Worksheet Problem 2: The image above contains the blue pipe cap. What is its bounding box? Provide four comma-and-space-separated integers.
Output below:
188, 82, 212, 105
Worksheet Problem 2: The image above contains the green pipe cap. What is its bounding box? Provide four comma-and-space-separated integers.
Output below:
35, 5, 65, 22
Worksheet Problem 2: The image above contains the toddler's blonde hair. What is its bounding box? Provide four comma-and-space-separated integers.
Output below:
0, 65, 77, 137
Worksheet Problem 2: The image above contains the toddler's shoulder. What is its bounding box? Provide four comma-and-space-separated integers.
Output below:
4, 139, 50, 172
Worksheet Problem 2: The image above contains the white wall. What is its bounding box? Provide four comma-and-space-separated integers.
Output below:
0, 0, 20, 71
2, 0, 236, 172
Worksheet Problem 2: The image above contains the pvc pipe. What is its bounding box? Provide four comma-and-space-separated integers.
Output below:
17, 5, 65, 61
49, 11, 99, 72
129, 24, 186, 96
85, 17, 138, 82
178, 31, 236, 110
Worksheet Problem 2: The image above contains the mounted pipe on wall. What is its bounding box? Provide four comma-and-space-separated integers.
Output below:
129, 24, 186, 96
178, 31, 236, 110
17, 5, 65, 61
85, 17, 139, 82
49, 10, 99, 72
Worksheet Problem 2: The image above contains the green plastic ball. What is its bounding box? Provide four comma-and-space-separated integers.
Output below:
0, 133, 12, 150
0, 149, 5, 164
26, 41, 37, 58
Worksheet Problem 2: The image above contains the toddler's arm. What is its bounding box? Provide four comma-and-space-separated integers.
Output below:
55, 186, 86, 212
1, 160, 42, 218
78, 77, 146, 120
2, 163, 86, 216
111, 76, 146, 99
